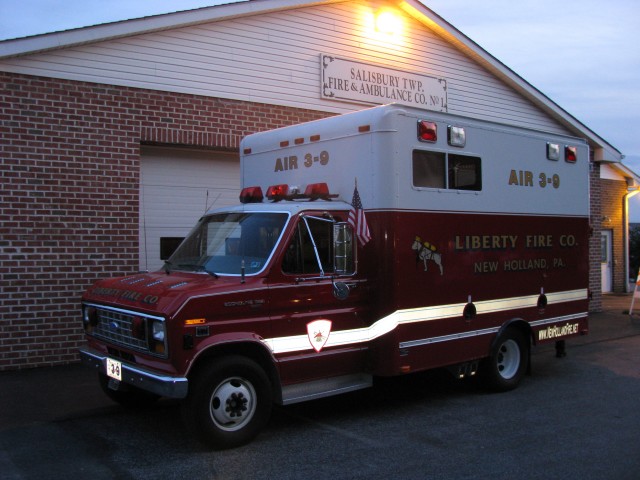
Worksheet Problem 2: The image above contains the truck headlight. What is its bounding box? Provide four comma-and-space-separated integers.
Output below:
152, 321, 165, 342
150, 320, 166, 355
82, 305, 98, 332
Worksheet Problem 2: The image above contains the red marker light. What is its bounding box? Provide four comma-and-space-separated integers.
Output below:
418, 120, 437, 142
565, 146, 577, 163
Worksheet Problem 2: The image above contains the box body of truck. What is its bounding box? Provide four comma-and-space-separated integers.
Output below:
80, 104, 589, 448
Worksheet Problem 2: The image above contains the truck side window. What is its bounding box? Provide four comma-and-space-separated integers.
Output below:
282, 217, 333, 275
413, 150, 482, 191
449, 154, 482, 191
412, 150, 446, 189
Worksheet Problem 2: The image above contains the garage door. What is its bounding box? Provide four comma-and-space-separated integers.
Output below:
140, 146, 240, 272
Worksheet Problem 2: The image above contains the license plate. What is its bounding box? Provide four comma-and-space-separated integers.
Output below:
106, 358, 122, 381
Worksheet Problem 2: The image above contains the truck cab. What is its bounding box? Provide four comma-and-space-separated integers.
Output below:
81, 187, 371, 448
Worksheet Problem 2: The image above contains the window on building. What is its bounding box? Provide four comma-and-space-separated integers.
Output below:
160, 237, 184, 260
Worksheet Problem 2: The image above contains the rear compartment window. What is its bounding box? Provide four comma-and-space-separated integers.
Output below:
413, 150, 482, 191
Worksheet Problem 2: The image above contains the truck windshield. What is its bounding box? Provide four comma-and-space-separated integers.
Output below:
166, 212, 288, 276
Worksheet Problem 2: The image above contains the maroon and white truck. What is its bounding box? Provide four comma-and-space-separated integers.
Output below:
80, 104, 590, 448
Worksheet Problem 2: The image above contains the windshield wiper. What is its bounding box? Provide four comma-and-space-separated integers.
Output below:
197, 266, 219, 278
176, 263, 219, 278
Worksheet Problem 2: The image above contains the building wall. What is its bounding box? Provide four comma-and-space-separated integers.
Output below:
589, 162, 602, 312
0, 71, 328, 370
0, 1, 571, 135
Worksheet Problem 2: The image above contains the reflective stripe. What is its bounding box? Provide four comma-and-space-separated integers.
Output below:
262, 288, 588, 354
400, 312, 588, 349
400, 326, 500, 348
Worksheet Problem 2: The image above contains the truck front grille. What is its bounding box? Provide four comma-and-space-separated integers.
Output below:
85, 304, 166, 357
94, 309, 148, 351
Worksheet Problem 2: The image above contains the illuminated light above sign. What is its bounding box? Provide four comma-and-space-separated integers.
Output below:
376, 10, 401, 35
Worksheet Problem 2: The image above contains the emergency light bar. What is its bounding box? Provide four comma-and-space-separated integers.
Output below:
244, 183, 338, 202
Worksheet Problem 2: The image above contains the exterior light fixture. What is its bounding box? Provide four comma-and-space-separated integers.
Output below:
376, 10, 401, 35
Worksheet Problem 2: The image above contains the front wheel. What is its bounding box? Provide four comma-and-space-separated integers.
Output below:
481, 328, 529, 392
182, 356, 272, 449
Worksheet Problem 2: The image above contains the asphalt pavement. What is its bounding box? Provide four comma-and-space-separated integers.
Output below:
2, 293, 640, 430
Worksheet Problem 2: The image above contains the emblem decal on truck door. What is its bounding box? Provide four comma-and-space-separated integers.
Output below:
412, 236, 444, 275
307, 319, 332, 352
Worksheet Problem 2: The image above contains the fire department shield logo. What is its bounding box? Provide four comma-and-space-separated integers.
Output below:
307, 319, 332, 352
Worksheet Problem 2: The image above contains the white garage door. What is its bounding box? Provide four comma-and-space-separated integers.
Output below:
140, 146, 240, 272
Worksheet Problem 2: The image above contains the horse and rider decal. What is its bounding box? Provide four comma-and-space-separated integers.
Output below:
411, 236, 444, 275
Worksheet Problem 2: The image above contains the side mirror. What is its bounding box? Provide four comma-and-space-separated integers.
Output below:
333, 222, 354, 275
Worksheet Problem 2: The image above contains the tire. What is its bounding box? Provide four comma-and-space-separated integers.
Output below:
182, 356, 272, 449
481, 328, 529, 392
98, 373, 160, 408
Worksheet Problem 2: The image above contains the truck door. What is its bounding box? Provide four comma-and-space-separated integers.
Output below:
268, 212, 368, 385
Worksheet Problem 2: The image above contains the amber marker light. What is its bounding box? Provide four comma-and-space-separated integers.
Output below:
185, 318, 206, 326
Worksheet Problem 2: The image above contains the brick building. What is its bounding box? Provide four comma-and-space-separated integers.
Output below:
0, 0, 627, 369
598, 163, 640, 295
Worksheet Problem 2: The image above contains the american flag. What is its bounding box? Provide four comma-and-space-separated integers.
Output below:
348, 181, 371, 246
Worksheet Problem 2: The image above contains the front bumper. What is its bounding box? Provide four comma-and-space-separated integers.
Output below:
79, 347, 189, 399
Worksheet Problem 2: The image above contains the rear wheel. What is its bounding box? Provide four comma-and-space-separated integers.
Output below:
182, 356, 272, 449
481, 328, 529, 392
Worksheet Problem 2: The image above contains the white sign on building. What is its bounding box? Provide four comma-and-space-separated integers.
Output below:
321, 54, 447, 111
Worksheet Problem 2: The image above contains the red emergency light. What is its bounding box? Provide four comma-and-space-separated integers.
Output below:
239, 186, 264, 203
417, 120, 437, 142
266, 184, 290, 201
565, 146, 577, 163
304, 182, 331, 200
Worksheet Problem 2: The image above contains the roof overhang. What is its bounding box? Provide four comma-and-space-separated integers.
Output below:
0, 0, 342, 58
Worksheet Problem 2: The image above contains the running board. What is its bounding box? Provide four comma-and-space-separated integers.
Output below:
281, 373, 373, 405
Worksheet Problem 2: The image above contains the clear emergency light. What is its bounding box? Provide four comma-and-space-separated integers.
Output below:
547, 143, 560, 161
565, 146, 577, 163
417, 120, 437, 142
447, 125, 466, 147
